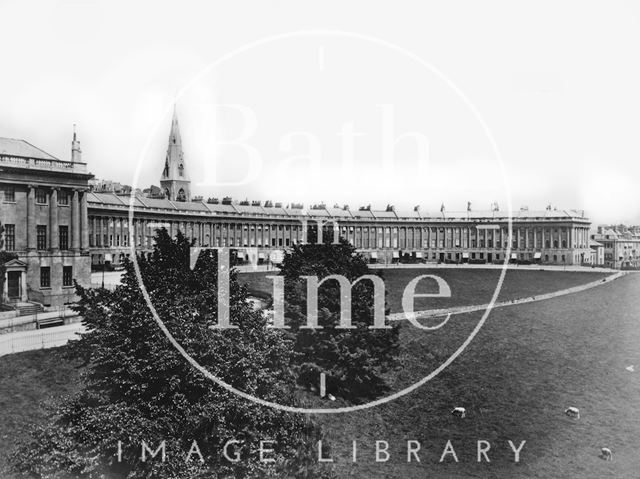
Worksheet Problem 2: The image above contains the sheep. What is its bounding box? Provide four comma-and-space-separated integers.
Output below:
600, 447, 612, 461
564, 407, 580, 419
451, 407, 466, 418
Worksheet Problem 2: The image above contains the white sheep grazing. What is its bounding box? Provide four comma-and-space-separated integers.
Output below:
451, 407, 466, 418
600, 448, 612, 461
565, 407, 580, 419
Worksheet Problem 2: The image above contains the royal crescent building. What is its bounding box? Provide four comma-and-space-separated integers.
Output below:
2, 111, 593, 307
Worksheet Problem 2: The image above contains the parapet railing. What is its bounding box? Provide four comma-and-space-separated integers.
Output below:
0, 154, 88, 174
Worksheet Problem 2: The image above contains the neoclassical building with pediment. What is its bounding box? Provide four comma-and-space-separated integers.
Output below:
0, 131, 93, 307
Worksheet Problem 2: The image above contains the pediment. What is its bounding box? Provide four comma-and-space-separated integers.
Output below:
3, 258, 27, 269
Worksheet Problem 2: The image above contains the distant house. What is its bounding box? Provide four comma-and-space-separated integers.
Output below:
589, 239, 604, 266
591, 226, 640, 268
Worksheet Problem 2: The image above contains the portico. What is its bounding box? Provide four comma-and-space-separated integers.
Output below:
3, 259, 28, 302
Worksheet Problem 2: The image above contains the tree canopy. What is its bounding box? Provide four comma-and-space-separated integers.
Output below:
10, 229, 330, 478
278, 238, 400, 402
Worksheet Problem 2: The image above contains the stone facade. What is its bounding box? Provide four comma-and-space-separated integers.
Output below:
0, 138, 93, 307
86, 199, 593, 269
591, 226, 640, 268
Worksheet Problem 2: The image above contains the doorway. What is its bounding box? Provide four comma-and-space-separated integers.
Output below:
7, 271, 21, 299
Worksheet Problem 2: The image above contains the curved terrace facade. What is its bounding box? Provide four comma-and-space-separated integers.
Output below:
1, 113, 593, 307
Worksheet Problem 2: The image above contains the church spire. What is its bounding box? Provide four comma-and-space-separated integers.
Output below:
168, 104, 182, 147
160, 104, 190, 201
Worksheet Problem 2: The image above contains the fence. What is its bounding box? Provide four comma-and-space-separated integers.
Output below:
0, 323, 85, 357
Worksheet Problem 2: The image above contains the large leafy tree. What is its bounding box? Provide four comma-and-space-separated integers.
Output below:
279, 238, 400, 402
10, 229, 331, 478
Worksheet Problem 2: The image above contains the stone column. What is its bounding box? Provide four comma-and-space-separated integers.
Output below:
71, 190, 80, 250
106, 216, 112, 247
27, 185, 36, 250
21, 270, 27, 301
80, 191, 89, 251
49, 188, 59, 250
120, 217, 125, 248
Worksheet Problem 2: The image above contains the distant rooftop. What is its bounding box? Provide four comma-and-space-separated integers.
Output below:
86, 191, 590, 222
0, 137, 59, 160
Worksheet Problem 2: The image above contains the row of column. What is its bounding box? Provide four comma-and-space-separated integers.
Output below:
339, 224, 590, 251
25, 186, 89, 252
87, 214, 590, 253
88, 217, 306, 249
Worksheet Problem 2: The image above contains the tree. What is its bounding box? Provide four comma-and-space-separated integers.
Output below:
10, 229, 332, 478
278, 238, 400, 402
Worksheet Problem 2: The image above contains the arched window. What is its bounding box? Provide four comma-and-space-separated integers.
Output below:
179, 164, 184, 177
553, 240, 559, 248
177, 188, 186, 202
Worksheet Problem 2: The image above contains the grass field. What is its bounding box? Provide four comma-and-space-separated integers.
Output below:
0, 348, 83, 474
308, 272, 640, 478
1, 269, 637, 478
239, 268, 612, 313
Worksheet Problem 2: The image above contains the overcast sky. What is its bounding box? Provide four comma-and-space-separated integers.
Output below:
1, 0, 639, 225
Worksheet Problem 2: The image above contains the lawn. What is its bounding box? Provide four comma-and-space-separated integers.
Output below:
0, 348, 83, 476
307, 272, 640, 478
1, 270, 636, 478
238, 268, 613, 313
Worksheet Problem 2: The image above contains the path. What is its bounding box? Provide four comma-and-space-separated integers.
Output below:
388, 271, 626, 321
0, 323, 85, 357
